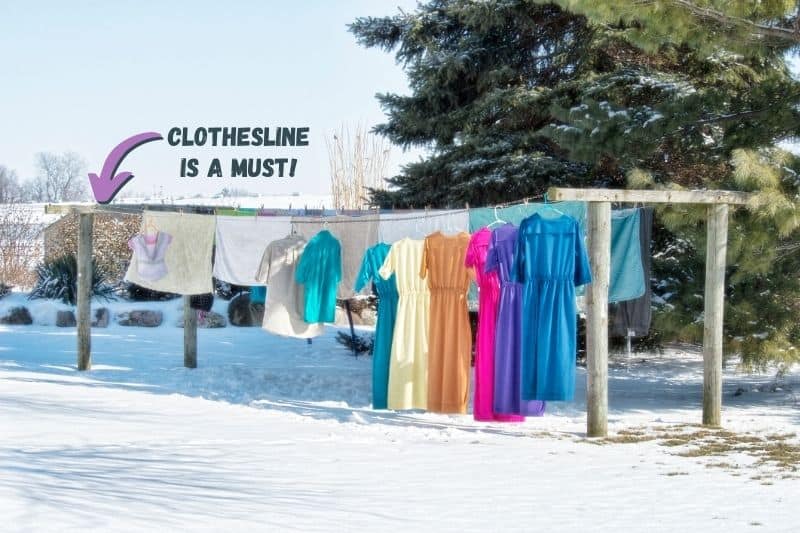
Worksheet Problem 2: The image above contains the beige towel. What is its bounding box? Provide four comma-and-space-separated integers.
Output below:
124, 211, 215, 295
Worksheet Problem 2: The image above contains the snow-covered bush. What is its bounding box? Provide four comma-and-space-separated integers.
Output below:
29, 254, 115, 305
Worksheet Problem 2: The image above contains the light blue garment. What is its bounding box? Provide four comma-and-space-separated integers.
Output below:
295, 230, 341, 323
249, 286, 266, 304
515, 213, 592, 402
609, 209, 645, 303
469, 201, 587, 234
354, 243, 398, 410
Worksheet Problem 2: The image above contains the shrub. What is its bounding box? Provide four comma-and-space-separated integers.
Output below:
29, 254, 115, 305
120, 281, 179, 302
335, 331, 374, 355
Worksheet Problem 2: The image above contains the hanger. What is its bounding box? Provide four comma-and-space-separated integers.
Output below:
144, 215, 158, 235
541, 192, 564, 217
487, 205, 506, 228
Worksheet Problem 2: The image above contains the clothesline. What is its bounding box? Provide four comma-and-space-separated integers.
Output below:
62, 197, 558, 222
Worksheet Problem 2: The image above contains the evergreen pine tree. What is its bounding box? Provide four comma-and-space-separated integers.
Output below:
351, 0, 800, 366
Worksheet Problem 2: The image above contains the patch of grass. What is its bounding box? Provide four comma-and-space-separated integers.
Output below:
663, 471, 689, 476
706, 462, 737, 470
754, 442, 800, 471
677, 442, 734, 457
660, 438, 692, 447
581, 423, 800, 477
602, 434, 658, 444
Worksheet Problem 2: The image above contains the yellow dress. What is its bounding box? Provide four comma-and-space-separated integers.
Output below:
379, 238, 430, 410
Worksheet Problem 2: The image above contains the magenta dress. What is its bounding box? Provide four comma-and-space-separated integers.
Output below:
485, 224, 546, 416
465, 228, 525, 422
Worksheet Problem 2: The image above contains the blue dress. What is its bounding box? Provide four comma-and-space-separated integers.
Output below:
295, 230, 341, 323
514, 213, 592, 401
355, 243, 398, 410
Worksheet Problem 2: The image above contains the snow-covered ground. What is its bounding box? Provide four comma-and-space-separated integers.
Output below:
0, 294, 798, 532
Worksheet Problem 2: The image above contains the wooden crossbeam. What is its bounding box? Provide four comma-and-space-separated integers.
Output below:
548, 187, 751, 205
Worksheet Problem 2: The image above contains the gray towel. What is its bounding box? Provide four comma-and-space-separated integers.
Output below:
610, 207, 653, 337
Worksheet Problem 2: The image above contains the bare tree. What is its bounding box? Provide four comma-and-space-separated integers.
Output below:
326, 124, 391, 210
25, 151, 88, 202
0, 199, 42, 288
0, 165, 22, 203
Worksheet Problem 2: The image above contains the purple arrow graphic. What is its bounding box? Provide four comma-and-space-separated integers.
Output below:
88, 131, 163, 204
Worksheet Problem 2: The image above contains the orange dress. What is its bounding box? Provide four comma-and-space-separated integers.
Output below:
421, 231, 473, 414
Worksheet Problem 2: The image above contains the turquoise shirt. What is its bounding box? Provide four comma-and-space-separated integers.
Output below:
295, 230, 342, 323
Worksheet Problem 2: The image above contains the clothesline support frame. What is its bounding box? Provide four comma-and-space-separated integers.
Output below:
548, 187, 751, 437
45, 204, 221, 371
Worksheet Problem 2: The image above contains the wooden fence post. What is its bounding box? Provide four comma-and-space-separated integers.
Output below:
184, 296, 197, 368
76, 212, 93, 371
703, 204, 729, 426
586, 201, 611, 437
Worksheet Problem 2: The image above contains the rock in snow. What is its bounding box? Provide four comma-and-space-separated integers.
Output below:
0, 306, 33, 325
117, 310, 163, 327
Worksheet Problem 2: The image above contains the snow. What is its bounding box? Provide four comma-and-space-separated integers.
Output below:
0, 293, 798, 531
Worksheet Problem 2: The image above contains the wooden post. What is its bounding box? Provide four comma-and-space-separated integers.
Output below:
702, 204, 729, 426
76, 212, 93, 371
586, 201, 611, 437
183, 296, 197, 368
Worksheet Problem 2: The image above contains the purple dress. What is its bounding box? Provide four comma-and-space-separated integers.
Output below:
485, 224, 546, 416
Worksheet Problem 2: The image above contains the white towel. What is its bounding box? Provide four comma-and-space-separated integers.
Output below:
124, 211, 215, 295
378, 210, 470, 243
213, 215, 292, 286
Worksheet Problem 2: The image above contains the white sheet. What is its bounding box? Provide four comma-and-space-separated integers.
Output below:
213, 215, 292, 286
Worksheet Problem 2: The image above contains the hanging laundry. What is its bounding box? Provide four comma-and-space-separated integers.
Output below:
295, 229, 341, 323
611, 207, 654, 336
378, 210, 469, 243
125, 211, 215, 295
215, 207, 259, 217
128, 231, 172, 282
355, 243, 398, 410
254, 234, 323, 338
420, 231, 472, 414
516, 212, 592, 402
473, 202, 643, 302
378, 238, 430, 410
609, 208, 645, 303
213, 215, 292, 286
469, 202, 587, 234
485, 224, 546, 417
292, 214, 379, 299
465, 228, 526, 422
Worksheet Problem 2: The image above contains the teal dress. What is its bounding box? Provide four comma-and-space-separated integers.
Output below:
515, 213, 592, 401
295, 230, 342, 323
355, 243, 398, 410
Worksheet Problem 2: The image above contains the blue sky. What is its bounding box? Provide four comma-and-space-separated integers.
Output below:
0, 0, 422, 198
